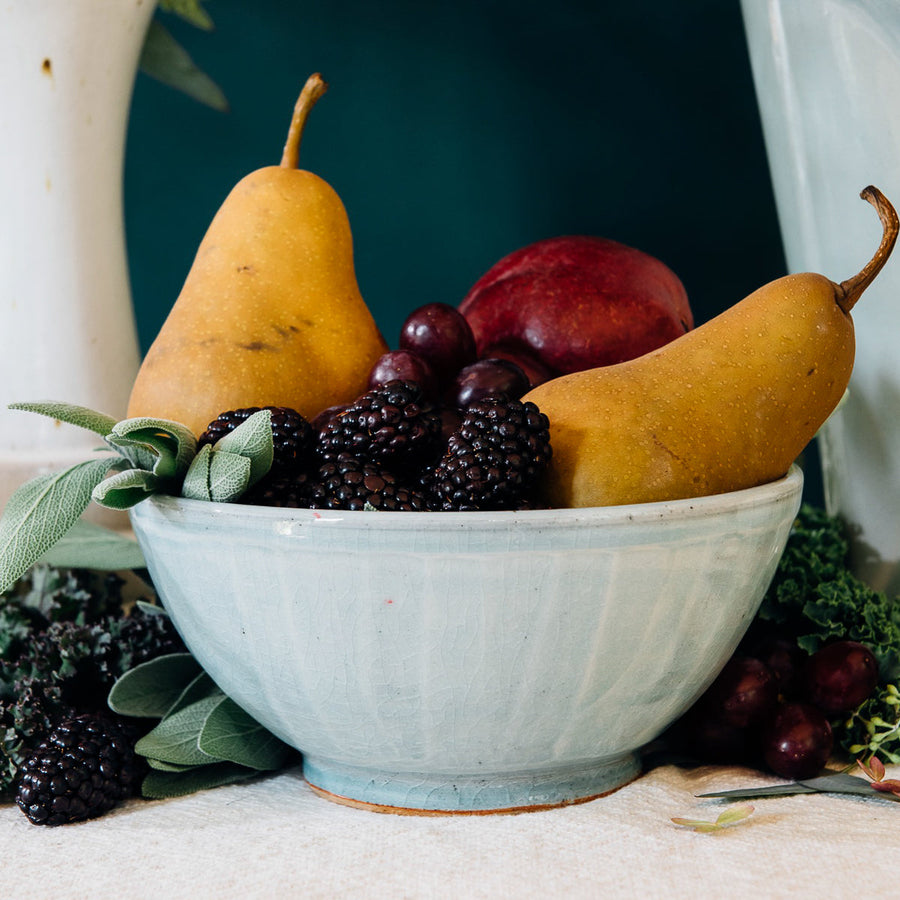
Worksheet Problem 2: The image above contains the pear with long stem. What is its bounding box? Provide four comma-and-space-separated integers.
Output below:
127, 73, 387, 437
525, 186, 899, 508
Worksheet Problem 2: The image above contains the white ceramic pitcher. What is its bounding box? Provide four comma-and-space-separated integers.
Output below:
0, 1, 153, 523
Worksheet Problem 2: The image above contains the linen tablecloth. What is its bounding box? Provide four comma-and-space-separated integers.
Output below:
1, 761, 896, 898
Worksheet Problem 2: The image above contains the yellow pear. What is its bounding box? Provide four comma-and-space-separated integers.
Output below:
127, 74, 388, 436
524, 186, 898, 508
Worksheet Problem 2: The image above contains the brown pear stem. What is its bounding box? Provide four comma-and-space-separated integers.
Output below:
280, 73, 328, 169
836, 185, 899, 313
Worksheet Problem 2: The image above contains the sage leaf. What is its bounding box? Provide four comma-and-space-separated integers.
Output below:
207, 450, 252, 502
135, 600, 167, 617
141, 762, 258, 800
213, 409, 273, 488
182, 444, 253, 502
38, 519, 146, 570
0, 458, 117, 593
158, 0, 214, 30
8, 401, 118, 437
92, 468, 163, 510
165, 671, 223, 718
698, 771, 900, 803
672, 804, 754, 832
108, 417, 198, 480
181, 444, 213, 500
139, 20, 229, 112
108, 653, 203, 718
145, 757, 200, 773
135, 695, 224, 766
103, 435, 157, 472
199, 696, 294, 770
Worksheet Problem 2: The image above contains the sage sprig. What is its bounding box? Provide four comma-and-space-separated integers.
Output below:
109, 651, 296, 799
698, 769, 900, 804
0, 401, 275, 593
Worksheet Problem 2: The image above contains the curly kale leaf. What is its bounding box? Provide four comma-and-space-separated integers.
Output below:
758, 505, 900, 682
800, 572, 900, 683
0, 565, 185, 796
758, 503, 850, 627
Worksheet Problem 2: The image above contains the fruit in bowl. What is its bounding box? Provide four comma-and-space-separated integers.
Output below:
458, 235, 693, 384
0, 71, 898, 815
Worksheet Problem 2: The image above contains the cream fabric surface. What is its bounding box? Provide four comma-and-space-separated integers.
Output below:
0, 762, 897, 899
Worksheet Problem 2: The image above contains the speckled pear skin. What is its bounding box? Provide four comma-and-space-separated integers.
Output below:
127, 167, 387, 436
525, 273, 852, 508
129, 466, 802, 813
127, 74, 387, 436
524, 186, 898, 510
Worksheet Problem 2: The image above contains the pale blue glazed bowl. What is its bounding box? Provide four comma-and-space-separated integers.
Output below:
129, 465, 803, 814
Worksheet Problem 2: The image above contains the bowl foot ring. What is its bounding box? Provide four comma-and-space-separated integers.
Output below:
306, 779, 637, 816
302, 753, 642, 816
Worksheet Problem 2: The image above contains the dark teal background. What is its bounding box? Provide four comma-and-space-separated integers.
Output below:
123, 0, 786, 352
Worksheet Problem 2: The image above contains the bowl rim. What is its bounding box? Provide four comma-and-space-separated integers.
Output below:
130, 464, 803, 532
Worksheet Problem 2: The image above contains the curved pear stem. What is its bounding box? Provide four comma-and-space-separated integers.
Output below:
836, 185, 899, 313
280, 73, 328, 170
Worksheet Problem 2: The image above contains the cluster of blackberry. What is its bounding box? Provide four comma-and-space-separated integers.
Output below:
202, 379, 552, 512
16, 714, 144, 826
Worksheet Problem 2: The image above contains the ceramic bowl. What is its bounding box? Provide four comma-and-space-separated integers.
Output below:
129, 465, 803, 814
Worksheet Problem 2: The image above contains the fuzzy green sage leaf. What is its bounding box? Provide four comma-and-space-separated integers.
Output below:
92, 467, 164, 510
208, 450, 253, 501
139, 19, 229, 112
108, 653, 203, 719
212, 408, 274, 488
145, 757, 200, 773
158, 0, 214, 30
37, 518, 146, 570
199, 696, 294, 771
698, 771, 900, 803
8, 401, 118, 437
141, 762, 257, 800
135, 694, 225, 766
0, 457, 120, 593
181, 445, 252, 503
672, 804, 754, 833
165, 671, 222, 718
107, 417, 198, 481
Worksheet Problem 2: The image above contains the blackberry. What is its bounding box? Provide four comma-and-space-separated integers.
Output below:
16, 714, 144, 826
427, 398, 552, 510
240, 469, 316, 508
316, 381, 443, 468
198, 406, 314, 473
308, 454, 429, 511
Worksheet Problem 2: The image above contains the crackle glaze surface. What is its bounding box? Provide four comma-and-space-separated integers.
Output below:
130, 466, 802, 812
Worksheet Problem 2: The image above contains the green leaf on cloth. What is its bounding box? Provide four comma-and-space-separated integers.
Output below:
199, 697, 294, 770
0, 458, 118, 593
37, 519, 146, 570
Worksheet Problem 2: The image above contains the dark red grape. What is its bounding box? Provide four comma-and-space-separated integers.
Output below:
399, 303, 476, 382
368, 349, 437, 397
479, 348, 555, 389
675, 707, 757, 764
749, 634, 808, 699
701, 656, 779, 730
805, 640, 879, 713
447, 358, 530, 409
763, 702, 833, 780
